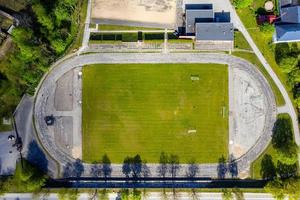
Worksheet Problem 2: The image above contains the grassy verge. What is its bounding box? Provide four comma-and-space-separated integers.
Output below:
82, 63, 229, 163
98, 24, 163, 31
0, 123, 12, 132
232, 51, 285, 106
67, 0, 88, 52
234, 31, 252, 50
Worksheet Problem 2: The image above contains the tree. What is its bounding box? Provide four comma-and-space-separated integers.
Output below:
265, 178, 285, 200
233, 0, 253, 8
259, 23, 275, 34
272, 116, 298, 165
260, 154, 276, 180
278, 57, 298, 73
276, 161, 298, 179
58, 189, 79, 200
222, 189, 233, 200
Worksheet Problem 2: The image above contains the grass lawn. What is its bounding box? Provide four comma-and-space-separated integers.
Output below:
234, 31, 252, 50
82, 64, 228, 163
232, 52, 285, 106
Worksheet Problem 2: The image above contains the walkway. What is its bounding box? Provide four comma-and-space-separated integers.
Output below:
34, 53, 276, 178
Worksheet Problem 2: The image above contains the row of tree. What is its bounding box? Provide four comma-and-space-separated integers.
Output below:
262, 115, 299, 199
275, 43, 300, 111
0, 159, 47, 194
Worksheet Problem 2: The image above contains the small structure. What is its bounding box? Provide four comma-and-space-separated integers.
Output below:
273, 1, 300, 43
182, 4, 234, 50
265, 1, 275, 11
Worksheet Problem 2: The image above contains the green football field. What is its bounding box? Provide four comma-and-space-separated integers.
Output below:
82, 63, 228, 163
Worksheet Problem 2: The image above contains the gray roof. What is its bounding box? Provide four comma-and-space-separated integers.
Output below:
281, 0, 293, 7
195, 22, 234, 41
185, 4, 214, 34
186, 9, 214, 34
280, 0, 300, 7
274, 24, 300, 42
281, 6, 300, 23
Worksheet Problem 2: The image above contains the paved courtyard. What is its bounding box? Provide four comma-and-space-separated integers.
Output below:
34, 53, 276, 178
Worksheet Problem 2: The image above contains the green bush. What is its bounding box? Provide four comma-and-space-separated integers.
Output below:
144, 33, 164, 40
122, 33, 138, 42
259, 23, 275, 34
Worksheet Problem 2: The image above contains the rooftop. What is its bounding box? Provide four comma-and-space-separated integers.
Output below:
195, 22, 234, 41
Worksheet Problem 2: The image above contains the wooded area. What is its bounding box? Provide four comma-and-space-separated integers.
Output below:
0, 0, 83, 118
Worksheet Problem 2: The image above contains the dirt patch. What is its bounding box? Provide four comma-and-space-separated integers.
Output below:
91, 0, 177, 28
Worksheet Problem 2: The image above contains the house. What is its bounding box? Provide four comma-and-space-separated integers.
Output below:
273, 1, 300, 43
183, 4, 234, 50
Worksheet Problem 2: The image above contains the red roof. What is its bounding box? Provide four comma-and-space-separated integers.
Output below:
257, 15, 277, 25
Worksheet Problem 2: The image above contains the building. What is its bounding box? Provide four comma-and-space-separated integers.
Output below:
183, 4, 234, 50
273, 0, 300, 43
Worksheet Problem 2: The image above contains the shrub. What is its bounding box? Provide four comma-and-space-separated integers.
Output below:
233, 0, 253, 8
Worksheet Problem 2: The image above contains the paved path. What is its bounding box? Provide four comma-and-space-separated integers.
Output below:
223, 0, 300, 150
0, 192, 281, 200
79, 0, 92, 52
34, 53, 276, 178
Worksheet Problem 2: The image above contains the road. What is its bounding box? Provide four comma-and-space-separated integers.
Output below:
0, 192, 281, 200
34, 52, 276, 178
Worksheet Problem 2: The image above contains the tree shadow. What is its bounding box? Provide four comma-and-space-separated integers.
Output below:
217, 155, 227, 179
26, 140, 48, 173
122, 155, 142, 178
90, 164, 102, 177
63, 159, 84, 178
260, 154, 276, 180
141, 160, 151, 178
157, 152, 169, 178
169, 154, 180, 178
101, 154, 112, 179
122, 156, 132, 178
186, 158, 199, 178
228, 154, 238, 178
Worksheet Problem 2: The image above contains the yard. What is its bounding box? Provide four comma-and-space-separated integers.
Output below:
235, 0, 291, 106
82, 64, 228, 163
